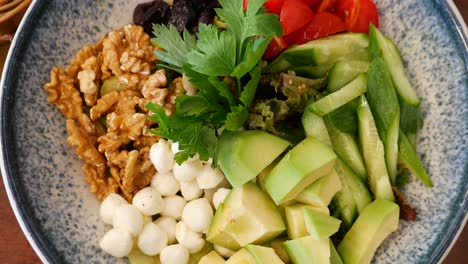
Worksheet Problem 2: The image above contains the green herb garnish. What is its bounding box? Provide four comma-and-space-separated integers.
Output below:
148, 0, 283, 165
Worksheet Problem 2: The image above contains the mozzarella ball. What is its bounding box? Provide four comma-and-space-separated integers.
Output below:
137, 222, 168, 256
154, 216, 177, 244
181, 198, 213, 233
113, 204, 144, 237
161, 195, 186, 220
150, 139, 174, 173
151, 171, 180, 196
132, 187, 165, 216
100, 193, 128, 225
213, 188, 231, 210
173, 159, 204, 182
214, 244, 236, 258
99, 228, 133, 258
197, 165, 225, 189
175, 221, 205, 253
160, 244, 189, 264
143, 215, 152, 225
180, 180, 203, 201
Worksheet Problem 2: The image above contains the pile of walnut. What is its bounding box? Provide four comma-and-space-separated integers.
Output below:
44, 25, 185, 201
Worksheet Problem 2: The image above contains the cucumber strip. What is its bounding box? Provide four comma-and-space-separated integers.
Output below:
263, 55, 292, 73
330, 240, 344, 264
328, 60, 370, 92
335, 159, 372, 214
400, 100, 424, 135
291, 64, 332, 78
398, 130, 433, 187
369, 24, 420, 106
332, 158, 372, 229
283, 33, 369, 66
309, 73, 367, 117
325, 118, 367, 181
357, 96, 395, 201
302, 109, 332, 146
366, 58, 400, 184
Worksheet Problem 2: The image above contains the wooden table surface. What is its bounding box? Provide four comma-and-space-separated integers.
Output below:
0, 1, 467, 263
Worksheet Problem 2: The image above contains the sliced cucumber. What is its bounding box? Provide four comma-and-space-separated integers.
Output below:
291, 64, 332, 79
325, 118, 367, 181
366, 58, 400, 184
309, 73, 367, 117
398, 130, 433, 187
326, 100, 359, 135
328, 60, 370, 92
357, 96, 395, 201
283, 33, 369, 66
369, 24, 420, 106
335, 159, 372, 214
264, 56, 292, 73
302, 107, 332, 146
400, 100, 424, 135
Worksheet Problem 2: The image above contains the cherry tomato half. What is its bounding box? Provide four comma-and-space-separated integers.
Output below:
336, 0, 379, 33
264, 0, 285, 14
280, 0, 315, 35
263, 35, 291, 59
291, 12, 346, 45
317, 0, 337, 12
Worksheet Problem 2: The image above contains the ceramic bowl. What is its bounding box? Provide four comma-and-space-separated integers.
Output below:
1, 0, 467, 263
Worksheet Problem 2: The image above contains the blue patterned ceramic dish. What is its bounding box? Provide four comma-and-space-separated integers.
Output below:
0, 0, 466, 263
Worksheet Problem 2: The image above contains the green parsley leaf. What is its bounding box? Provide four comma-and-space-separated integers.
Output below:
208, 76, 237, 106
175, 95, 212, 117
152, 25, 196, 70
239, 64, 261, 107
231, 35, 272, 79
186, 24, 237, 76
216, 0, 283, 61
225, 106, 249, 131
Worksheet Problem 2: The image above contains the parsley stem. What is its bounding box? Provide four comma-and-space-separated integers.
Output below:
236, 77, 242, 98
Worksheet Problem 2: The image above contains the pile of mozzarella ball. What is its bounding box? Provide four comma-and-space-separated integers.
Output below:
98, 139, 233, 263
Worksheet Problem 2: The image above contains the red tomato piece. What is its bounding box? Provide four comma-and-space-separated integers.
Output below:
336, 0, 379, 33
280, 0, 315, 35
263, 35, 291, 59
264, 0, 285, 14
317, 0, 337, 12
243, 0, 248, 11
291, 12, 346, 44
299, 0, 322, 10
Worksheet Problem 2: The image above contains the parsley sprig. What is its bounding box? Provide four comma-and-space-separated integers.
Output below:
148, 0, 283, 165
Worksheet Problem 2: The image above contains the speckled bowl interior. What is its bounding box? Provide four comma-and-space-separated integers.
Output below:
0, 0, 467, 263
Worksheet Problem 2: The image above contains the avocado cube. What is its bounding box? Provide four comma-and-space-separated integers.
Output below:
295, 168, 342, 207
337, 199, 399, 264
303, 208, 341, 240
199, 251, 226, 264
226, 245, 284, 264
285, 203, 329, 239
218, 130, 290, 188
263, 137, 337, 204
207, 182, 285, 250
283, 236, 331, 264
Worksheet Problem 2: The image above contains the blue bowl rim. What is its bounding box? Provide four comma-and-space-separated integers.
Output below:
0, 0, 466, 263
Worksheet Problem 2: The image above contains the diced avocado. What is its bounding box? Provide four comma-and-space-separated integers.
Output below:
128, 248, 159, 264
226, 248, 255, 264
199, 251, 226, 264
257, 161, 279, 193
246, 245, 285, 264
309, 74, 367, 117
218, 130, 290, 187
369, 24, 420, 106
324, 117, 367, 181
268, 237, 290, 263
295, 168, 342, 207
303, 208, 341, 240
226, 246, 285, 264
100, 76, 128, 96
337, 199, 399, 264
207, 182, 285, 250
189, 242, 214, 264
328, 60, 370, 92
284, 203, 329, 239
283, 236, 331, 264
263, 137, 337, 204
282, 33, 369, 66
329, 240, 343, 264
366, 58, 400, 183
302, 108, 332, 147
398, 130, 433, 187
357, 96, 395, 201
